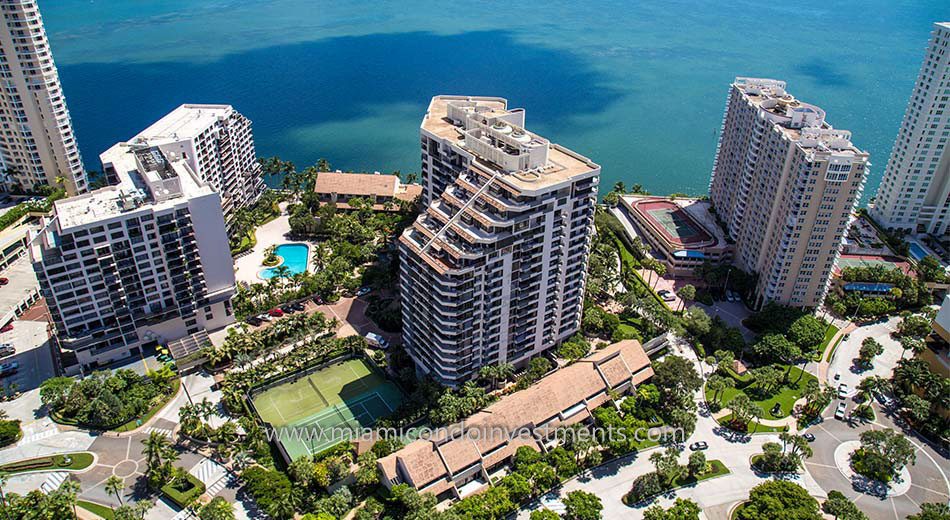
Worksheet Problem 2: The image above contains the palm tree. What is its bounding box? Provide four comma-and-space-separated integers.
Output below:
105, 475, 124, 509
677, 284, 696, 312
652, 263, 667, 291
0, 472, 8, 510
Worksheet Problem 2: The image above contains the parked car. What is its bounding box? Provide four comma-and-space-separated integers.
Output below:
268, 308, 284, 318
291, 302, 306, 312
837, 383, 849, 399
0, 344, 14, 358
874, 392, 891, 406
689, 441, 708, 451
726, 291, 738, 302
365, 332, 390, 350
245, 316, 262, 326
258, 313, 272, 322
356, 287, 372, 297
280, 305, 295, 314
802, 433, 816, 442
835, 402, 848, 420
0, 361, 18, 377
312, 296, 324, 305
833, 372, 841, 381
0, 278, 8, 285
0, 324, 12, 333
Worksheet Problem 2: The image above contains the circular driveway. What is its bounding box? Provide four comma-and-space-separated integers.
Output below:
804, 404, 948, 520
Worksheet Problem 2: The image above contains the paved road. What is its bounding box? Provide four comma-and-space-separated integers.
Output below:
803, 402, 948, 520
826, 316, 903, 396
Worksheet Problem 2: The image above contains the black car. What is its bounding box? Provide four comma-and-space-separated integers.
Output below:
0, 345, 14, 358
291, 302, 306, 312
280, 305, 295, 314
802, 433, 816, 442
245, 316, 262, 326
689, 441, 708, 451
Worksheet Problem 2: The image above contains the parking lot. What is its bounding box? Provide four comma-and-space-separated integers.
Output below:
0, 320, 55, 393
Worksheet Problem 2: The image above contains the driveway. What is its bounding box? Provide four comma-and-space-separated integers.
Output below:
803, 403, 949, 520
825, 316, 903, 396
693, 300, 756, 343
519, 339, 824, 520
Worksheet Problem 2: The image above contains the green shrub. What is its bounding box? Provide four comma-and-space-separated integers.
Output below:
0, 419, 21, 447
161, 472, 205, 508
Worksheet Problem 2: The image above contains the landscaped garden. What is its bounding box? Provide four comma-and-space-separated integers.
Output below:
0, 452, 94, 474
624, 445, 730, 504
706, 365, 816, 419
40, 365, 178, 431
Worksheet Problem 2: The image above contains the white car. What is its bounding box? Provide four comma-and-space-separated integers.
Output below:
258, 313, 272, 322
365, 332, 389, 350
837, 383, 849, 399
835, 402, 848, 420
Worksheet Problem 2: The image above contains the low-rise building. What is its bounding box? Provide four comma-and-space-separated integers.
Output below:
613, 195, 733, 276
377, 339, 653, 502
30, 142, 236, 373
312, 171, 421, 210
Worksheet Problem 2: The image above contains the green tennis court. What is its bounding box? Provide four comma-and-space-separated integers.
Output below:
251, 358, 404, 460
836, 257, 900, 270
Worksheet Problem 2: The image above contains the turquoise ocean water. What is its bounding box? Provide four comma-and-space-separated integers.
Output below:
42, 1, 949, 200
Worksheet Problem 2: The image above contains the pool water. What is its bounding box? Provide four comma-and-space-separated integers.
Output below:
260, 243, 310, 279
908, 242, 929, 261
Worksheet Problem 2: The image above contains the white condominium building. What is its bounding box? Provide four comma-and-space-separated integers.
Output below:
870, 22, 950, 238
399, 96, 600, 386
710, 78, 869, 309
0, 0, 86, 194
30, 142, 236, 372
110, 104, 264, 228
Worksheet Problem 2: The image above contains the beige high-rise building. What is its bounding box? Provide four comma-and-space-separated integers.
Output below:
870, 22, 950, 238
710, 78, 869, 308
0, 0, 86, 195
398, 96, 599, 386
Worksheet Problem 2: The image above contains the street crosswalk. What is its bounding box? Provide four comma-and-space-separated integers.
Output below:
19, 428, 58, 445
190, 458, 226, 485
145, 426, 173, 437
40, 472, 68, 494
206, 474, 236, 497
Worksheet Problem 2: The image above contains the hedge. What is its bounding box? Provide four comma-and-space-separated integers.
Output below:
161, 473, 206, 508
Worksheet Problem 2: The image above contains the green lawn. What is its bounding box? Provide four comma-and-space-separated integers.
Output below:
671, 459, 730, 487
77, 500, 114, 519
818, 324, 839, 359
706, 366, 816, 419
0, 452, 94, 474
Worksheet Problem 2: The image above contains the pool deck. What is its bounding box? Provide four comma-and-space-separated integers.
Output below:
233, 207, 318, 285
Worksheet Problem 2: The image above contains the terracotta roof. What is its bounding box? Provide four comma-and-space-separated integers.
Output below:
396, 441, 446, 487
314, 172, 399, 198
378, 339, 653, 492
438, 437, 481, 474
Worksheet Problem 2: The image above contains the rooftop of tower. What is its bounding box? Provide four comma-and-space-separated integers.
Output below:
52, 142, 212, 230
422, 96, 599, 192
135, 104, 233, 142
733, 78, 867, 160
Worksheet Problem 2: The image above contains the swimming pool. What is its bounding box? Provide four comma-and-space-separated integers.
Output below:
908, 241, 929, 261
259, 243, 310, 279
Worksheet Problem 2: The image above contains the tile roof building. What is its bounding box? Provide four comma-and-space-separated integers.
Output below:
313, 171, 422, 210
377, 339, 653, 502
